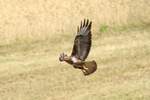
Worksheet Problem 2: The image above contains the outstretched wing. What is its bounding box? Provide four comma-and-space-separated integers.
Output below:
71, 19, 92, 61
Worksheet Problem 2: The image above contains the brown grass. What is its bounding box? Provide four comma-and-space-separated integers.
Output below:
0, 0, 150, 44
0, 0, 150, 100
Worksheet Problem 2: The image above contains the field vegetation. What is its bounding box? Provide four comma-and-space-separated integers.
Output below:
0, 0, 150, 100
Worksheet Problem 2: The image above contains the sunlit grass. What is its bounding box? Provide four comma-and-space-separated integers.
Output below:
0, 23, 150, 99
0, 0, 150, 99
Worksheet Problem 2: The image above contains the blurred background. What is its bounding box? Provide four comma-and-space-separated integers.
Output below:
0, 0, 150, 100
0, 0, 149, 44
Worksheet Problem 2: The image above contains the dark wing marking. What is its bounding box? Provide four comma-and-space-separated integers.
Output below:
71, 19, 92, 61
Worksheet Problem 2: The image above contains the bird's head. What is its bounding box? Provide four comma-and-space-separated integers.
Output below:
59, 52, 68, 62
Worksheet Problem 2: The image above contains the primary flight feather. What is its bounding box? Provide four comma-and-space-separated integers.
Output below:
71, 19, 92, 61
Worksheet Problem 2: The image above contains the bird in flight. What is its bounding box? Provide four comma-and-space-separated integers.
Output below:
59, 19, 97, 75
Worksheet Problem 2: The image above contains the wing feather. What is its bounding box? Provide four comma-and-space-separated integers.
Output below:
71, 19, 92, 61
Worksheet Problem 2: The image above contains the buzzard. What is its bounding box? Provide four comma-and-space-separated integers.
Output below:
59, 19, 97, 75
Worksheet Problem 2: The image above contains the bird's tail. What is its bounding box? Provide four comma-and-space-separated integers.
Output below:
82, 60, 97, 75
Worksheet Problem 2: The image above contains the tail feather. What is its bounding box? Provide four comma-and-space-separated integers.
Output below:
82, 60, 97, 75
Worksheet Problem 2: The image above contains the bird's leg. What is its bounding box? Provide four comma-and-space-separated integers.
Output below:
81, 69, 88, 75
74, 61, 89, 75
73, 61, 89, 75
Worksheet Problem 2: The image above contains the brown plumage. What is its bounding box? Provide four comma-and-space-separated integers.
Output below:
71, 19, 92, 61
59, 19, 97, 75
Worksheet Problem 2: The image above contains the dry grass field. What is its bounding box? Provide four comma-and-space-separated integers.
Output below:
0, 0, 150, 100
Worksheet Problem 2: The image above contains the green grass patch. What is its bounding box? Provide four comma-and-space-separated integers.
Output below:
99, 24, 109, 33
99, 22, 150, 34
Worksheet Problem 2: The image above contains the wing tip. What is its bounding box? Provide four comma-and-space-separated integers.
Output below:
80, 18, 92, 28
77, 19, 92, 34
89, 21, 92, 29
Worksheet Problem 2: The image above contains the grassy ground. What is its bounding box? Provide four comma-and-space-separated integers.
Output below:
0, 24, 150, 100
0, 0, 150, 100
0, 0, 150, 44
